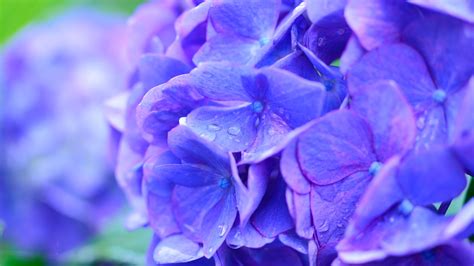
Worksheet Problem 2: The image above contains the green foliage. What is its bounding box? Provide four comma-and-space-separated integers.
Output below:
0, 0, 142, 44
64, 211, 152, 266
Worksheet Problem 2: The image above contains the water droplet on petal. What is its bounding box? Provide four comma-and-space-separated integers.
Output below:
317, 220, 329, 232
398, 199, 414, 216
208, 124, 221, 131
254, 117, 261, 127
416, 116, 426, 130
218, 224, 227, 237
199, 132, 216, 142
208, 247, 214, 254
336, 222, 344, 228
227, 126, 241, 136
337, 28, 345, 35
317, 37, 326, 47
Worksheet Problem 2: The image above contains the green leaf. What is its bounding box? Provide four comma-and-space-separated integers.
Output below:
64, 210, 152, 266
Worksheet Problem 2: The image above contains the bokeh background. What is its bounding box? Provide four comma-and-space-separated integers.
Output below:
0, 1, 155, 265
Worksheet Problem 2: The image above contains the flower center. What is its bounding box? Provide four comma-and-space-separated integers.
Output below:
252, 101, 264, 113
432, 89, 446, 103
259, 37, 270, 47
219, 178, 230, 189
398, 199, 414, 216
368, 161, 383, 176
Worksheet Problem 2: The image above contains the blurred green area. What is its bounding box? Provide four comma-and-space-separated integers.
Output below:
0, 0, 143, 44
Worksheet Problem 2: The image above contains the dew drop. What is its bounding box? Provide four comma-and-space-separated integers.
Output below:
208, 124, 221, 131
337, 28, 345, 35
416, 116, 426, 130
336, 222, 344, 228
317, 220, 329, 232
317, 37, 326, 47
199, 132, 216, 142
254, 117, 261, 127
208, 247, 214, 254
218, 224, 227, 237
227, 126, 241, 136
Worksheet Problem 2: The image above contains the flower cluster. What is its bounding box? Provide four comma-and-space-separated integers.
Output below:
0, 10, 128, 258
112, 0, 474, 265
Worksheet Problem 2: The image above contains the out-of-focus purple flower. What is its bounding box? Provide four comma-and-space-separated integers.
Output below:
0, 10, 129, 258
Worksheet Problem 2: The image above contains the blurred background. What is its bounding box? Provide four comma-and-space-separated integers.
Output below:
0, 1, 154, 265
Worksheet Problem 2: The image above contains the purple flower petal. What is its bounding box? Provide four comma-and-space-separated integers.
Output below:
233, 160, 270, 226
402, 12, 474, 94
263, 67, 326, 128
186, 104, 259, 152
167, 126, 230, 174
193, 34, 261, 65
189, 62, 253, 101
397, 147, 467, 206
138, 54, 191, 91
310, 172, 372, 263
348, 43, 435, 112
201, 193, 237, 257
297, 110, 375, 185
226, 222, 275, 249
351, 80, 416, 161
251, 173, 294, 238
345, 0, 419, 50
153, 234, 204, 264
306, 0, 348, 24
281, 140, 311, 194
209, 0, 280, 40
408, 0, 474, 23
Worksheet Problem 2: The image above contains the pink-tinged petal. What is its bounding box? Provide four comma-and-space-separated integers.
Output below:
351, 80, 416, 161
348, 43, 436, 112
251, 175, 294, 238
186, 104, 259, 152
263, 67, 326, 128
147, 193, 180, 238
189, 62, 253, 101
226, 222, 275, 249
153, 234, 204, 264
209, 0, 280, 40
233, 160, 270, 226
306, 0, 347, 24
201, 193, 237, 257
293, 192, 314, 239
172, 184, 226, 242
397, 147, 466, 206
281, 140, 311, 194
348, 156, 404, 236
340, 35, 366, 75
408, 0, 474, 23
402, 13, 474, 93
175, 1, 211, 38
297, 110, 375, 185
127, 1, 178, 64
310, 172, 372, 262
167, 126, 231, 175
345, 0, 419, 50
